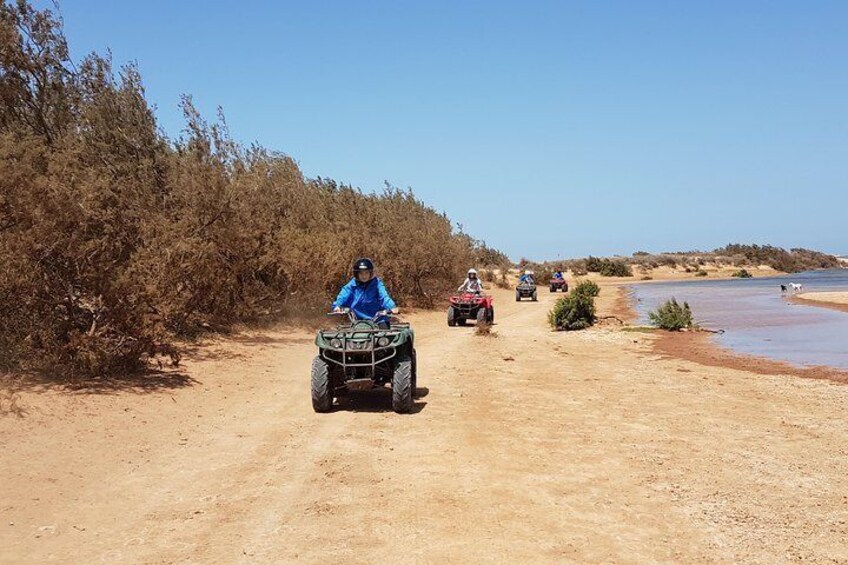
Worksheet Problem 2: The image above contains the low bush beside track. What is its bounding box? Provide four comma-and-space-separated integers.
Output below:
548, 280, 600, 331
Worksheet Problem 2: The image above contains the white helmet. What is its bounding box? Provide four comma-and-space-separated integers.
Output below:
525, 269, 534, 275
468, 268, 478, 276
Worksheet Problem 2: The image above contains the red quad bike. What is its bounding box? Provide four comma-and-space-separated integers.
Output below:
549, 278, 569, 293
447, 293, 494, 327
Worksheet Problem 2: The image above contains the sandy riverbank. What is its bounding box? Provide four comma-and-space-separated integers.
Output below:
790, 291, 848, 314
2, 282, 848, 563
603, 281, 848, 385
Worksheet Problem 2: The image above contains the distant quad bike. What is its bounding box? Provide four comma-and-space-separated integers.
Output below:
311, 309, 416, 414
549, 278, 568, 293
516, 281, 538, 302
447, 292, 494, 326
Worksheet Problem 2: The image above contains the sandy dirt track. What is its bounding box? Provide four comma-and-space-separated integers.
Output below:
2, 284, 848, 563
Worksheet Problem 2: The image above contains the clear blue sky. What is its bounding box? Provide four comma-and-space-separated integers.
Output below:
51, 0, 847, 260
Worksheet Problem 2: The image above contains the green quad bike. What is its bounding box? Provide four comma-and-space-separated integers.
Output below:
311, 309, 417, 414
515, 280, 538, 302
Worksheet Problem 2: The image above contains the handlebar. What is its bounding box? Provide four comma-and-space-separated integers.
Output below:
328, 308, 397, 323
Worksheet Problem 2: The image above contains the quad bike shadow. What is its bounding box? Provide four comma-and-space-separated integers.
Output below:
311, 309, 425, 414
336, 386, 429, 414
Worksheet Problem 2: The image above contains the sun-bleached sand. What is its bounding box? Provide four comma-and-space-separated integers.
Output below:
4, 280, 848, 563
797, 291, 848, 305
792, 291, 848, 314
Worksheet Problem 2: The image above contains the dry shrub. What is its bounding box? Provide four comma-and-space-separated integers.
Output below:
475, 322, 496, 337
480, 267, 510, 289
0, 2, 507, 378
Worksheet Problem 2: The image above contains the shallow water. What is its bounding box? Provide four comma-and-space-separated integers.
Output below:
629, 269, 848, 369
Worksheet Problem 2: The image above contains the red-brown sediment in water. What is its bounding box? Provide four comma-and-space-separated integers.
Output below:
609, 284, 639, 323
652, 329, 848, 385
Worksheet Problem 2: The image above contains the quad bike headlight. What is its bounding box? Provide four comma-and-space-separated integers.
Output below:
330, 338, 343, 349
376, 336, 391, 347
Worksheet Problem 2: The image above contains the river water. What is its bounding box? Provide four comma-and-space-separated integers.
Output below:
628, 269, 848, 370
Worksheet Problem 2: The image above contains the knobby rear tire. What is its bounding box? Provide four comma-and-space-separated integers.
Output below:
311, 356, 333, 413
392, 356, 414, 413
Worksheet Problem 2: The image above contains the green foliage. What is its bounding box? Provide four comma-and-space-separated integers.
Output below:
548, 292, 596, 331
732, 269, 753, 278
648, 298, 694, 331
627, 245, 839, 274
585, 256, 604, 272
716, 243, 840, 273
561, 259, 587, 276
572, 279, 600, 298
0, 2, 506, 378
585, 256, 632, 277
600, 260, 632, 277
694, 269, 708, 277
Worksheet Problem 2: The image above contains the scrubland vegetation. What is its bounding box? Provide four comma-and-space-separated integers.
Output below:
630, 245, 839, 273
649, 298, 694, 331
548, 280, 599, 331
0, 1, 508, 377
524, 244, 840, 280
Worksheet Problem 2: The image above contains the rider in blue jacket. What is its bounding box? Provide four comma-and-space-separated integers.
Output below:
332, 258, 398, 324
553, 269, 564, 280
